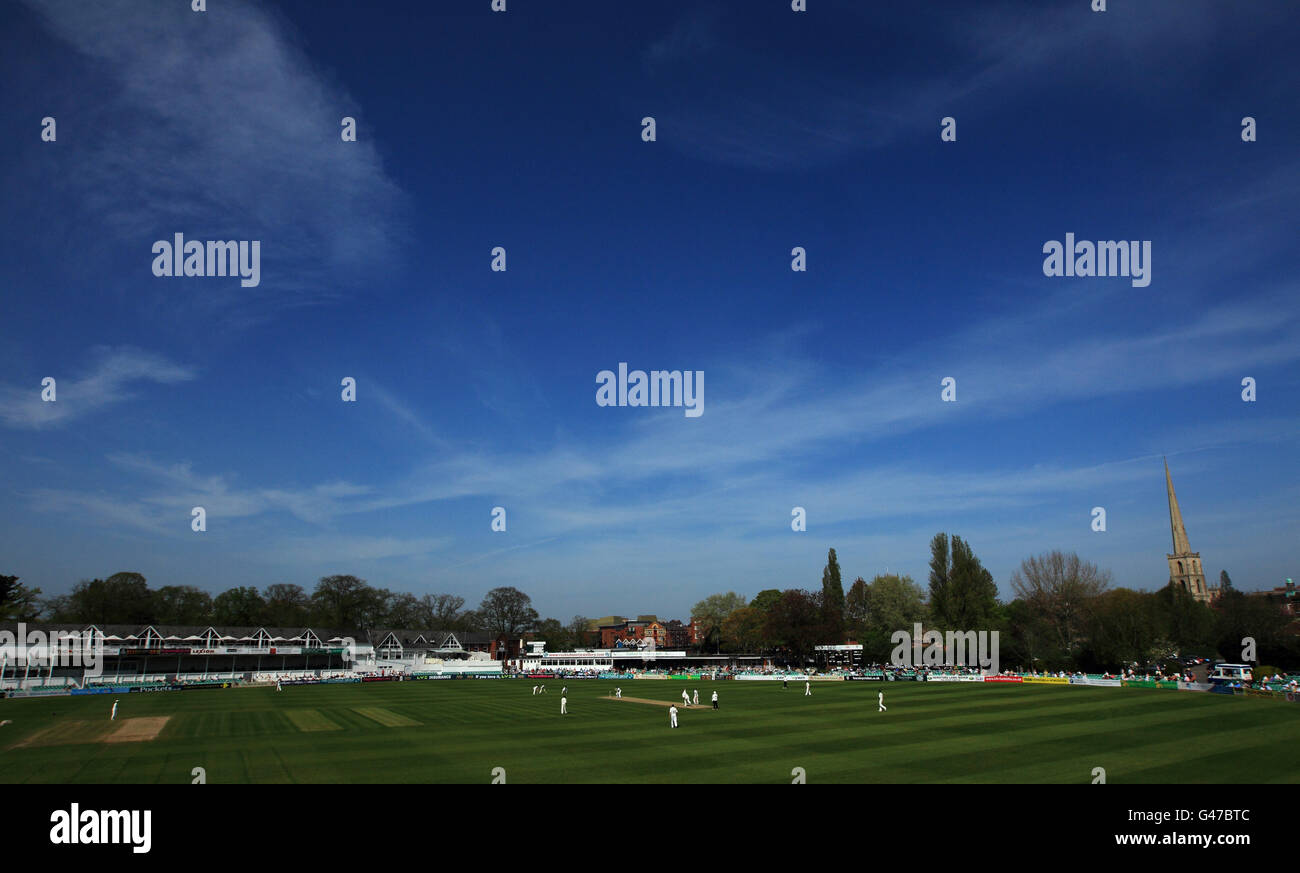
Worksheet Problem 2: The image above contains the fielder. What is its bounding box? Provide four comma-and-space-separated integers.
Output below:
560, 695, 567, 715
110, 699, 119, 720
562, 686, 567, 696
805, 681, 812, 696
711, 690, 718, 709
693, 689, 699, 705
276, 679, 282, 692
878, 690, 886, 712
532, 685, 538, 695
669, 704, 679, 728
616, 687, 622, 698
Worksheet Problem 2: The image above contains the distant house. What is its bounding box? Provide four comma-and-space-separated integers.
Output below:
599, 619, 666, 649
664, 619, 698, 649
1260, 578, 1298, 619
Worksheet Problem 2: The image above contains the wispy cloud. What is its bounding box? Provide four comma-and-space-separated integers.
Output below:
19, 257, 1299, 566
0, 346, 193, 429
104, 452, 373, 526
364, 379, 445, 448
641, 0, 1282, 171
19, 0, 406, 325
28, 488, 173, 536
644, 5, 721, 68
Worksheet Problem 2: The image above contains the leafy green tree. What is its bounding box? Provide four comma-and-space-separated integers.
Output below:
928, 533, 952, 624
0, 575, 42, 622
865, 574, 927, 631
858, 574, 927, 663
720, 606, 766, 652
40, 593, 76, 623
996, 599, 1038, 670
763, 589, 826, 666
153, 585, 214, 625
309, 575, 384, 629
213, 586, 268, 626
63, 573, 155, 624
1154, 582, 1217, 656
262, 584, 310, 627
1212, 588, 1289, 666
536, 617, 575, 651
1078, 588, 1159, 671
929, 534, 998, 630
1219, 570, 1233, 592
821, 548, 846, 637
750, 589, 782, 614
691, 591, 748, 653
845, 577, 870, 637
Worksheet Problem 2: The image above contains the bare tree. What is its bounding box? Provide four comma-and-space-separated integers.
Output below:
420, 593, 466, 629
568, 615, 591, 647
1010, 551, 1111, 654
477, 587, 539, 638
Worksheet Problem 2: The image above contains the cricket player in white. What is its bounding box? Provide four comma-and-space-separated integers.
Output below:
560, 695, 567, 715
693, 689, 699, 705
111, 699, 119, 720
616, 687, 622, 698
804, 681, 812, 696
711, 690, 718, 709
532, 685, 538, 695
669, 704, 678, 728
562, 686, 567, 696
276, 679, 282, 692
682, 689, 690, 706
878, 691, 886, 712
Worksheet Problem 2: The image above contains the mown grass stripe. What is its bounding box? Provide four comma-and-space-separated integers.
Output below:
2, 680, 1296, 783
351, 706, 421, 727
285, 709, 343, 732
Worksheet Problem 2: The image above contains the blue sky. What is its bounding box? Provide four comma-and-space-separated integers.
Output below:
1, 0, 1297, 621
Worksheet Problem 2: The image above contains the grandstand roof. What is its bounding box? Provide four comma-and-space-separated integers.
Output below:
366, 628, 498, 648
3, 623, 521, 651
2, 622, 354, 644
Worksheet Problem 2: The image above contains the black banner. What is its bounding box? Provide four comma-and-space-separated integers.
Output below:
9, 784, 1284, 860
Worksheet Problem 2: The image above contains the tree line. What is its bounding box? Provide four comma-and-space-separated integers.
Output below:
0, 572, 595, 649
690, 537, 1300, 671
7, 537, 1296, 671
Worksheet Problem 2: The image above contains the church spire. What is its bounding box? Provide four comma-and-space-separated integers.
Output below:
1165, 457, 1192, 555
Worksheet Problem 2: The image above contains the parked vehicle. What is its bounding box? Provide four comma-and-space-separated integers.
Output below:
1207, 663, 1253, 685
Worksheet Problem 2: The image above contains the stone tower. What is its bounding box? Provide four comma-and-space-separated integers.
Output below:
1165, 459, 1210, 604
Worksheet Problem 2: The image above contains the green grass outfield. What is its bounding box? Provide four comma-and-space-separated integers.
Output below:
1, 680, 1297, 783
